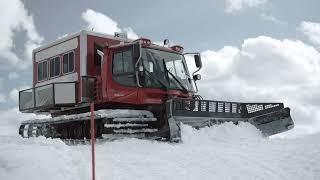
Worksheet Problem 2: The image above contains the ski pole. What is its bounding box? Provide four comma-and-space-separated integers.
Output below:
90, 103, 95, 180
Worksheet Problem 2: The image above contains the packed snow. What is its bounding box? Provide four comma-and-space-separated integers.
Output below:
1, 110, 320, 180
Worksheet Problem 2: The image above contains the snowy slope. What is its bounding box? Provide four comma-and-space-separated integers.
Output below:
1, 120, 320, 180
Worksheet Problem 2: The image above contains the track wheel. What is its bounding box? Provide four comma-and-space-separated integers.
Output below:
74, 123, 84, 139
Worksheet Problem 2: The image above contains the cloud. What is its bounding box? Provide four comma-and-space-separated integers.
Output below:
187, 36, 320, 134
9, 85, 29, 104
0, 78, 6, 103
0, 78, 3, 88
8, 72, 20, 80
260, 13, 286, 25
0, 93, 6, 103
123, 27, 139, 40
300, 21, 320, 46
9, 88, 19, 103
0, 0, 43, 69
225, 0, 267, 13
82, 9, 139, 39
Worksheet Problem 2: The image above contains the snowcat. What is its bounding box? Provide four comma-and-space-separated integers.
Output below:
18, 30, 294, 142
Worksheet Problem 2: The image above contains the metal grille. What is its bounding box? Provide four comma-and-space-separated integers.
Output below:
19, 89, 34, 110
35, 84, 54, 107
245, 103, 282, 114
171, 99, 284, 118
172, 99, 241, 118
246, 104, 264, 114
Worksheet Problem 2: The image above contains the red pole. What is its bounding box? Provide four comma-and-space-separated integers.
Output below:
90, 103, 95, 180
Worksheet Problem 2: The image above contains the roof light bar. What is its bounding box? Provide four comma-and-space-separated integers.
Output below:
135, 38, 151, 46
170, 45, 184, 53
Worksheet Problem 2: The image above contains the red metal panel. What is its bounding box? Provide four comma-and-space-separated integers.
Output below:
86, 35, 120, 77
103, 46, 139, 104
86, 35, 137, 104
137, 88, 192, 105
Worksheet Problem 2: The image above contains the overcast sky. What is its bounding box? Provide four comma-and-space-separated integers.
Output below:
1, 0, 320, 136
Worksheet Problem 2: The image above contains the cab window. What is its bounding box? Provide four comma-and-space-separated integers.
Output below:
112, 48, 135, 86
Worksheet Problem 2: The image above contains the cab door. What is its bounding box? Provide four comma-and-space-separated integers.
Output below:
107, 46, 139, 104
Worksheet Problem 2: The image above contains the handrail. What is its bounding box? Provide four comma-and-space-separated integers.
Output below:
19, 81, 77, 112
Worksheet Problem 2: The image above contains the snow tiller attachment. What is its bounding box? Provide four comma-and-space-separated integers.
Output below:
166, 98, 294, 140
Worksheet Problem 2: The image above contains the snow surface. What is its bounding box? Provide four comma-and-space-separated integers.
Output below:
1, 110, 320, 180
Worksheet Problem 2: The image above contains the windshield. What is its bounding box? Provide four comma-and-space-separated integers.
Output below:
141, 48, 193, 91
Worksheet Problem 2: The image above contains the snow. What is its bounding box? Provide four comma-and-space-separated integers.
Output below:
21, 109, 154, 125
1, 110, 320, 180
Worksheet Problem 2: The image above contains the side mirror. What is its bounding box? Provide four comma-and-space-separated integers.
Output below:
194, 54, 202, 68
133, 42, 141, 60
193, 74, 201, 81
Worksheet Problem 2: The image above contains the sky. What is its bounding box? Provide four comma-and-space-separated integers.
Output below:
1, 0, 320, 136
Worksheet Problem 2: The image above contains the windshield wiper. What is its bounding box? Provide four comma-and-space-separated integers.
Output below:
162, 59, 188, 94
144, 69, 168, 91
